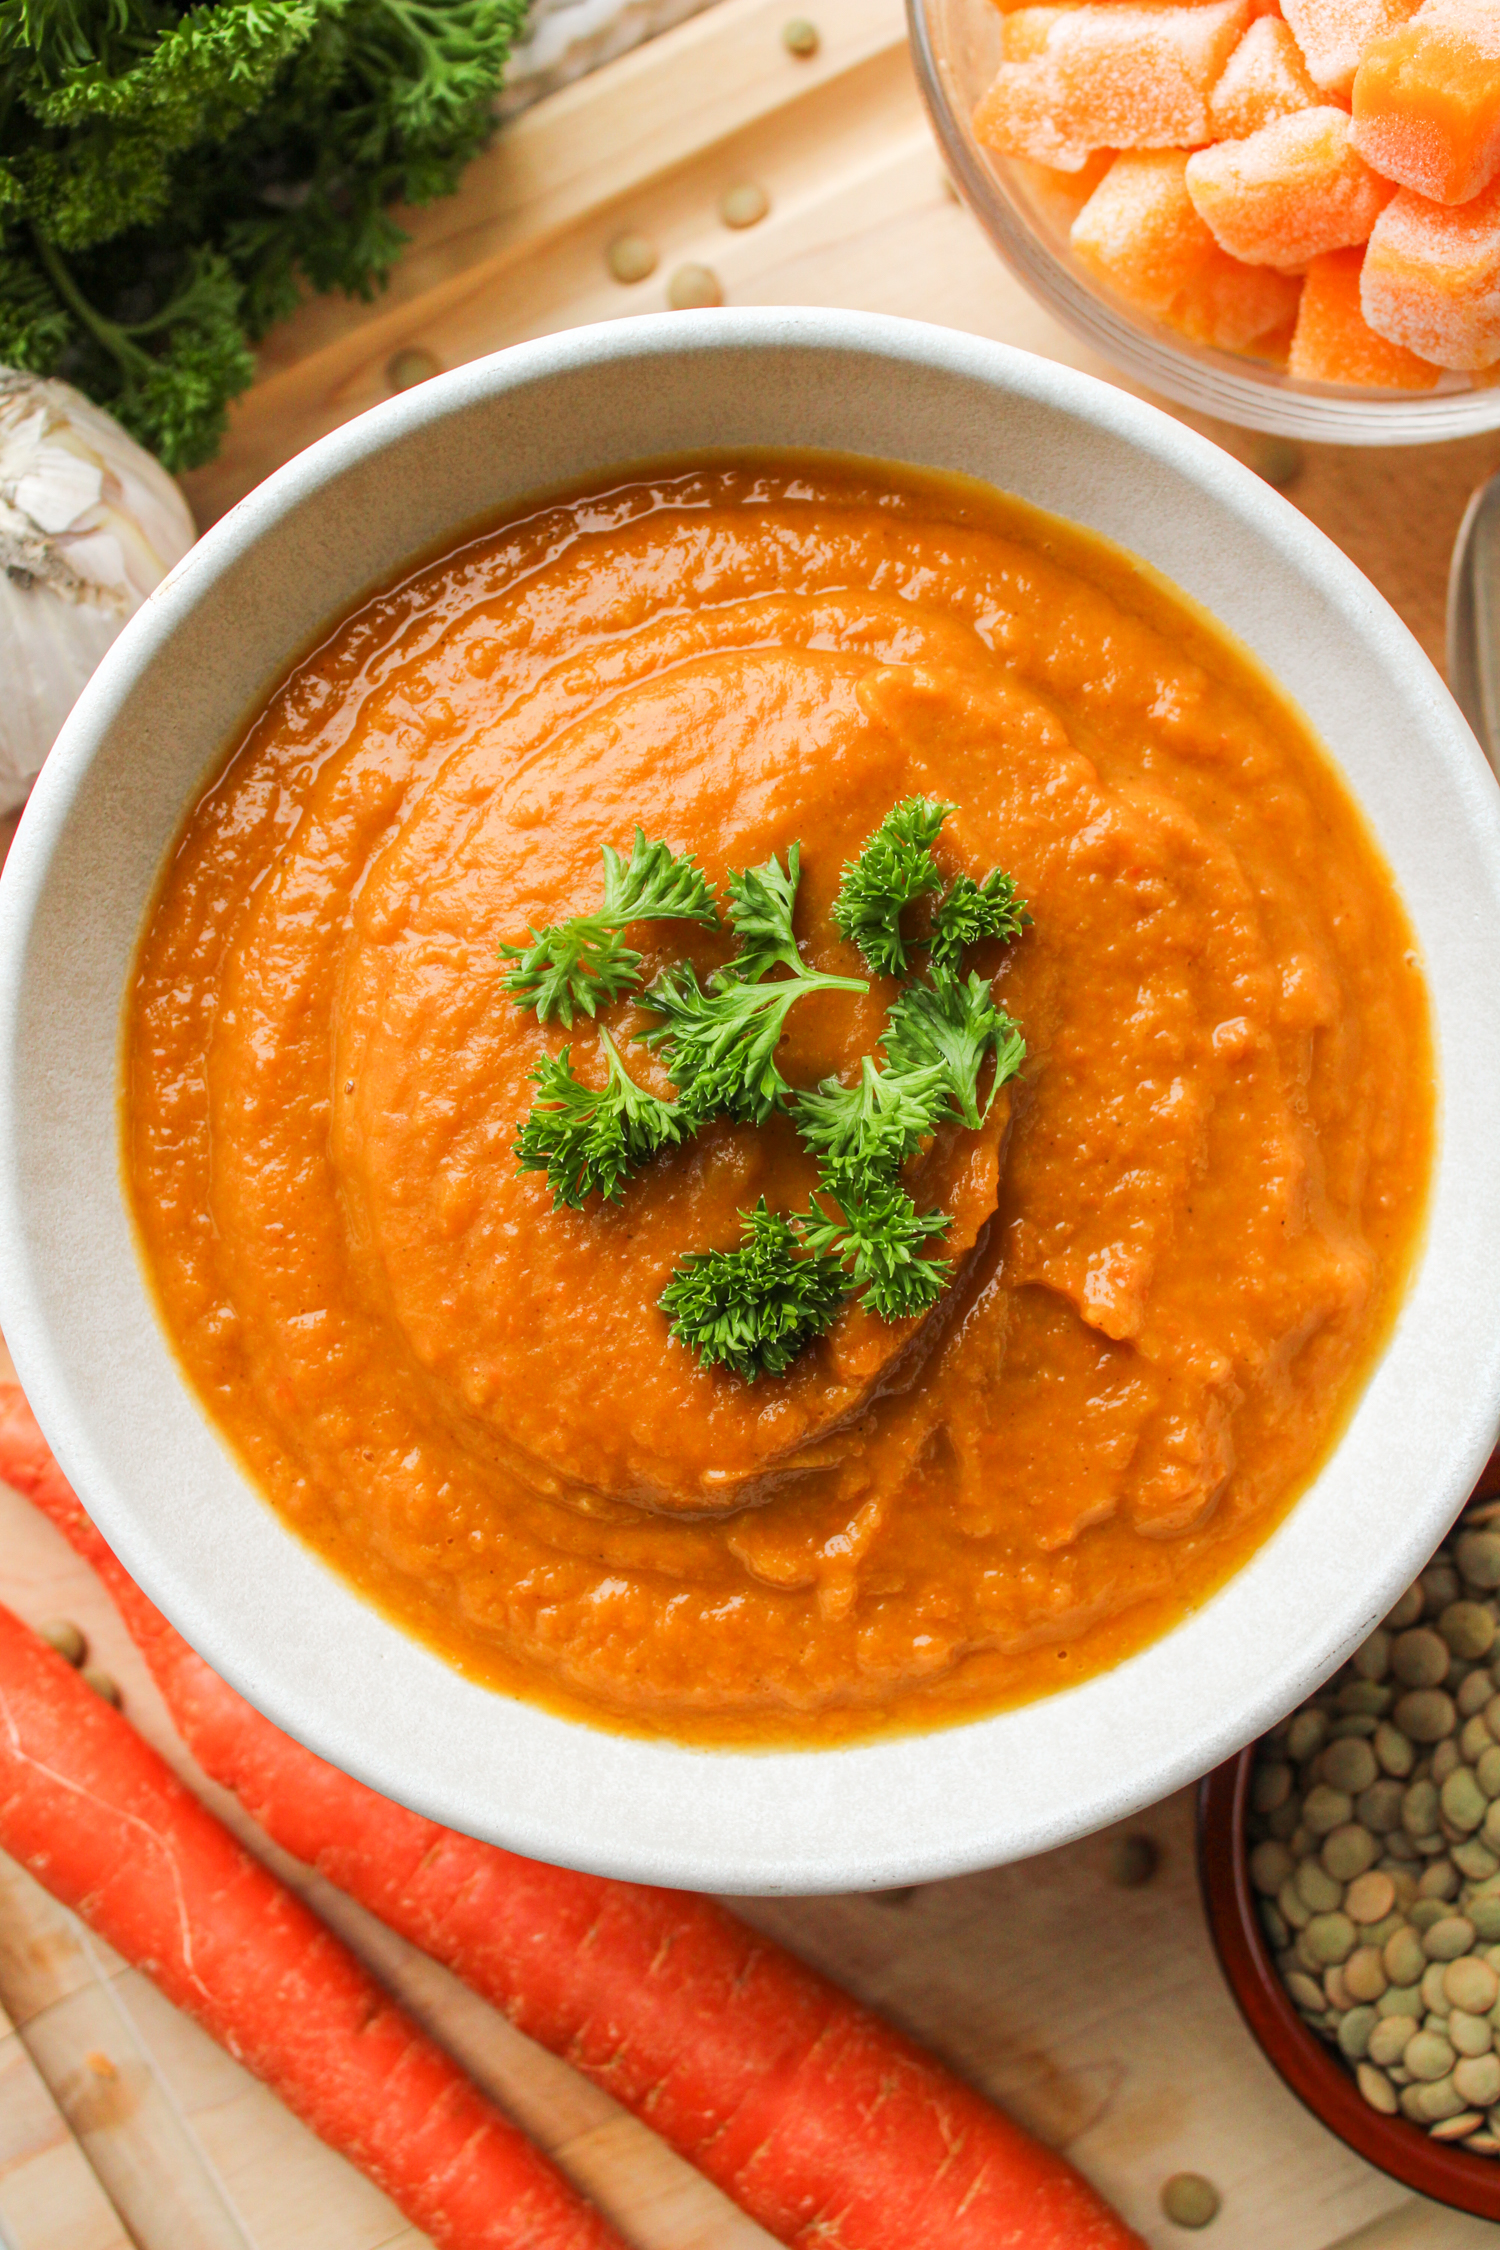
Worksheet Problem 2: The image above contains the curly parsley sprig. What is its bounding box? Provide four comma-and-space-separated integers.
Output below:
515, 1032, 684, 1211
640, 846, 867, 1124
500, 828, 720, 1028
882, 969, 1027, 1131
658, 1200, 849, 1382
798, 1171, 953, 1324
930, 867, 1032, 973
832, 795, 953, 975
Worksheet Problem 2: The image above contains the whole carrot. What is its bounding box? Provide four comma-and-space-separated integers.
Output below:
0, 1582, 621, 2250
1, 1384, 1144, 2250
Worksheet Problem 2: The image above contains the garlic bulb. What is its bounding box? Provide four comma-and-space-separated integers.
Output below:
0, 371, 196, 815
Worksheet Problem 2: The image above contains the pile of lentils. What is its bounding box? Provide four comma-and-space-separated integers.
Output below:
1249, 1505, 1500, 2150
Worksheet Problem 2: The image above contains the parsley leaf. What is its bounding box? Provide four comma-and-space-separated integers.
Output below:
929, 867, 1031, 972
515, 1032, 684, 1211
798, 1171, 952, 1323
500, 828, 720, 1028
640, 846, 867, 1124
659, 1199, 849, 1381
882, 969, 1027, 1131
793, 1052, 949, 1189
831, 795, 953, 975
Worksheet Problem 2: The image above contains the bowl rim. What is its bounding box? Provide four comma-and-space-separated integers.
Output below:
905, 0, 1500, 446
4, 305, 1500, 1893
1198, 1746, 1500, 2218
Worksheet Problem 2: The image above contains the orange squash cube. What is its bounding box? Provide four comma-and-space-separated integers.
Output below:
1013, 149, 1120, 233
1288, 245, 1443, 382
1070, 150, 1301, 347
1281, 0, 1422, 99
1186, 106, 1397, 267
1071, 151, 1220, 311
974, 1, 1250, 164
1352, 0, 1500, 206
1361, 174, 1500, 368
1210, 18, 1322, 140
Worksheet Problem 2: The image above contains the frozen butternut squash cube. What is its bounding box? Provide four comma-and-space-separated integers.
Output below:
1210, 18, 1322, 139
1014, 149, 1119, 232
1282, 0, 1422, 99
1352, 0, 1500, 206
1288, 244, 1443, 381
1361, 174, 1500, 368
1168, 253, 1304, 348
975, 2, 1250, 163
1071, 151, 1220, 310
974, 59, 1094, 168
1186, 106, 1397, 266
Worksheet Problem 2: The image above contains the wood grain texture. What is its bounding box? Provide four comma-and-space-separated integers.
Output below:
7, 0, 1500, 2240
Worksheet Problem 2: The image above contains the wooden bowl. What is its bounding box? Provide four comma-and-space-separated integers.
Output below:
1198, 1749, 1500, 2219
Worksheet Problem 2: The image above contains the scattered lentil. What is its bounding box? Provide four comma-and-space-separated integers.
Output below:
1324, 1738, 1378, 1794
1397, 1689, 1457, 1743
81, 1666, 120, 1707
781, 16, 819, 55
1108, 1833, 1160, 1888
36, 1617, 85, 1665
1347, 1871, 1395, 1925
606, 232, 658, 284
1161, 2175, 1221, 2229
666, 263, 723, 310
1445, 1603, 1499, 1659
719, 182, 770, 229
386, 347, 440, 393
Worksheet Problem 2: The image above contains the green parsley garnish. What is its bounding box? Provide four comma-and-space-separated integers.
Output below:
793, 1053, 950, 1190
798, 1172, 952, 1323
514, 1033, 684, 1210
640, 846, 867, 1124
500, 829, 720, 1027
882, 969, 1027, 1131
658, 1200, 849, 1381
929, 868, 1032, 973
832, 795, 954, 975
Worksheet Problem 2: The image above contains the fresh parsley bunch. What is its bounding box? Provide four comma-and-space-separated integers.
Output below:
0, 0, 528, 470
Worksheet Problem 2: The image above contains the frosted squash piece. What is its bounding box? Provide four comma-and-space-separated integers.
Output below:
1210, 17, 1321, 139
1289, 244, 1443, 381
1362, 175, 1500, 368
1282, 0, 1422, 99
974, 59, 1095, 168
1186, 107, 1397, 267
1352, 0, 1500, 206
975, 2, 1250, 163
1168, 253, 1304, 348
1003, 4, 1080, 56
1013, 149, 1119, 232
1071, 151, 1220, 311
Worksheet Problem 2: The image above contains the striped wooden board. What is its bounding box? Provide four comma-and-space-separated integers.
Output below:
5, 0, 1500, 2240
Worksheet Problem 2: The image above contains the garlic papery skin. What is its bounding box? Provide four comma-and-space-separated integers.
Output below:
0, 371, 196, 815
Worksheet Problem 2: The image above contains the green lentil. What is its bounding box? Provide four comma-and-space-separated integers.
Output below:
1483, 1799, 1500, 1854
1297, 1859, 1345, 1913
1346, 1871, 1396, 1925
1394, 1628, 1452, 1687
1412, 1899, 1451, 1932
1336, 1686, 1389, 1721
719, 182, 770, 229
1369, 2014, 1413, 2066
666, 263, 723, 310
1160, 2175, 1220, 2229
606, 232, 658, 284
386, 347, 441, 392
1433, 1737, 1462, 1783
1385, 1927, 1427, 1985
1279, 1878, 1312, 1930
1306, 1912, 1357, 1965
1353, 1630, 1392, 1681
1424, 1564, 1463, 1612
1447, 1957, 1500, 2012
1432, 2108, 1486, 2138
1478, 1748, 1500, 1799
1406, 2029, 1456, 2080
1356, 1779, 1405, 1832
1286, 1970, 1325, 2012
1260, 1902, 1290, 1951
1418, 2076, 1469, 2122
1425, 1916, 1478, 1962
1464, 1713, 1497, 1761
1474, 1898, 1500, 1942
1461, 1672, 1499, 1718
1324, 1738, 1378, 1793
1397, 1689, 1457, 1743
1386, 1585, 1424, 1630
36, 1618, 86, 1665
1250, 1840, 1294, 1895
1338, 2006, 1378, 2059
1374, 1721, 1416, 1777
1419, 1858, 1461, 1899
82, 1667, 120, 1708
1344, 1946, 1388, 2002
1403, 1779, 1441, 1836
1356, 2061, 1399, 2112
1443, 1602, 1499, 1658
781, 16, 819, 55
1287, 1709, 1329, 1762
1423, 1961, 1454, 2014
1454, 1840, 1500, 1881
1304, 1784, 1354, 1835
1322, 1826, 1378, 1882
1458, 1532, 1500, 1590
1442, 1768, 1488, 1833
1449, 2009, 1495, 2056
1378, 1983, 1424, 2017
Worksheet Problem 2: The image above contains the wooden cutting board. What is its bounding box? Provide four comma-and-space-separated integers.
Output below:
5, 1, 1500, 2242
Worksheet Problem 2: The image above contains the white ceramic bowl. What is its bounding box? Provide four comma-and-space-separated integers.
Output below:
4, 310, 1500, 1895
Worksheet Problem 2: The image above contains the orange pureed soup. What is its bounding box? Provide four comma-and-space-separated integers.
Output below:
126, 454, 1434, 1745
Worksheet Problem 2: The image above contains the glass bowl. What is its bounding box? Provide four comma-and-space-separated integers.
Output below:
907, 0, 1500, 444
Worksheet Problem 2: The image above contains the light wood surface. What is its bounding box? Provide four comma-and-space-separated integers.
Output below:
7, 0, 1500, 2242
